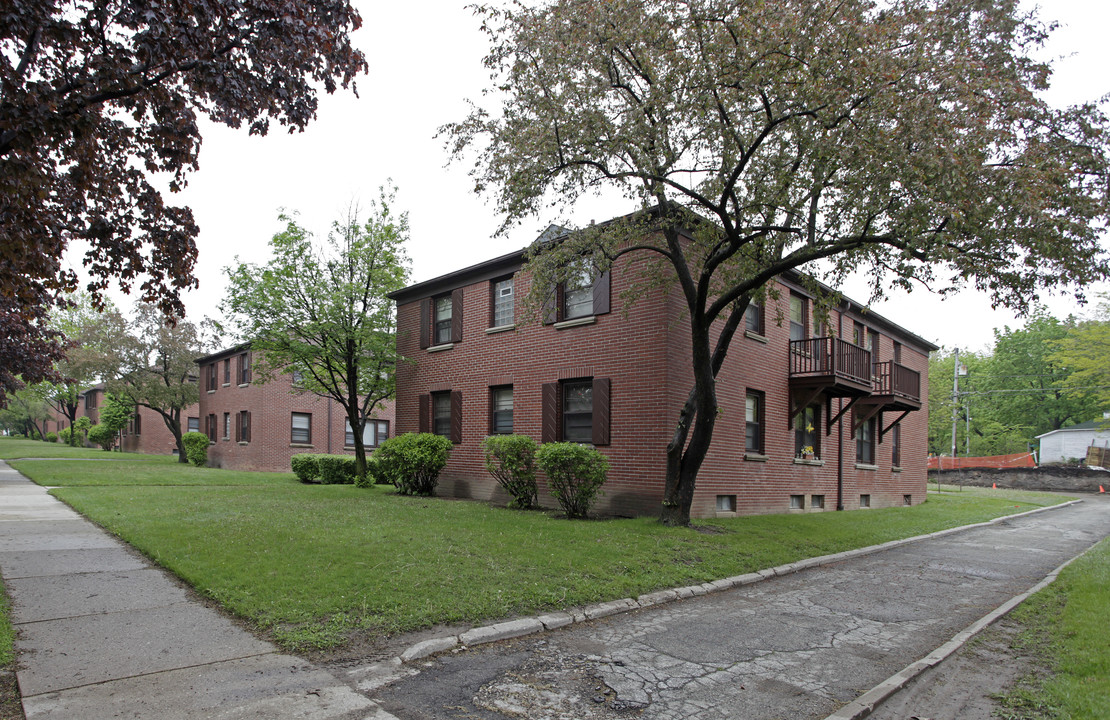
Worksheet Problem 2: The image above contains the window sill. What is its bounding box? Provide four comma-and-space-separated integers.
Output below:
855, 463, 878, 471
427, 343, 454, 353
486, 324, 515, 335
892, 466, 903, 473
222, 383, 230, 388
290, 443, 314, 449
714, 511, 738, 519
793, 458, 825, 467
238, 441, 249, 446
207, 390, 215, 395
238, 383, 250, 388
744, 330, 768, 344
554, 316, 596, 330
744, 452, 769, 462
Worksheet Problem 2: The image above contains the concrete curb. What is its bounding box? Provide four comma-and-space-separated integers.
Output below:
390, 499, 1082, 665
821, 519, 1092, 720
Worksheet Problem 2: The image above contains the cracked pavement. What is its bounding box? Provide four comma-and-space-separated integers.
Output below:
368, 497, 1110, 720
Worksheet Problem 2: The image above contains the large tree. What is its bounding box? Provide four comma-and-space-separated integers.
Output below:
107, 304, 208, 461
0, 0, 367, 405
222, 192, 410, 479
1051, 294, 1110, 411
444, 0, 1110, 524
44, 293, 126, 445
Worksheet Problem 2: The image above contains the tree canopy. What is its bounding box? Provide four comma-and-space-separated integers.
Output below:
1051, 294, 1110, 411
222, 191, 410, 479
0, 0, 368, 404
106, 304, 209, 462
445, 0, 1110, 524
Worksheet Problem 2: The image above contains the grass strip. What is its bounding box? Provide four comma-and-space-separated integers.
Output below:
0, 437, 173, 461
10, 458, 295, 487
0, 578, 12, 668
48, 480, 1067, 652
1000, 537, 1110, 719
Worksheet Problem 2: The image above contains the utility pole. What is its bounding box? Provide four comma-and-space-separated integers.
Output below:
951, 348, 960, 460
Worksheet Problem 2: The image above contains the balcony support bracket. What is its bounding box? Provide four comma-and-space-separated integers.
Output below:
852, 403, 884, 434
789, 386, 827, 429
880, 410, 911, 440
826, 395, 861, 436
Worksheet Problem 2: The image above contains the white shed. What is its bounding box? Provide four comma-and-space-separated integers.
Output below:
1036, 419, 1110, 465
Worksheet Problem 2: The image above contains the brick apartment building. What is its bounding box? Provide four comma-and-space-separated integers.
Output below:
57, 383, 201, 457
391, 226, 936, 519
195, 343, 395, 472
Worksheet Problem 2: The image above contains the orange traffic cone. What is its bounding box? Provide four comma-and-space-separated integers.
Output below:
992, 483, 997, 489
1100, 485, 1105, 493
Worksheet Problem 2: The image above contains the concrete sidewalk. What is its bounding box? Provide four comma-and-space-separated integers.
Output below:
0, 460, 377, 720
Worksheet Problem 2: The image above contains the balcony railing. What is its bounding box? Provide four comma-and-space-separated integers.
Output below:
871, 360, 921, 403
789, 337, 872, 389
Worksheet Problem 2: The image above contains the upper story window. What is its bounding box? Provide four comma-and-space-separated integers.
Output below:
563, 267, 594, 320
853, 321, 865, 346
237, 352, 251, 385
491, 277, 514, 327
490, 386, 513, 434
420, 289, 463, 348
434, 295, 453, 344
744, 299, 764, 335
789, 294, 807, 341
206, 363, 217, 391
223, 358, 231, 384
84, 392, 97, 410
893, 341, 903, 363
745, 391, 764, 453
543, 267, 610, 325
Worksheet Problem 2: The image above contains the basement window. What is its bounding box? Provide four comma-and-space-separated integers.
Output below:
790, 494, 805, 510
903, 494, 913, 506
811, 494, 825, 509
860, 494, 871, 508
716, 495, 736, 513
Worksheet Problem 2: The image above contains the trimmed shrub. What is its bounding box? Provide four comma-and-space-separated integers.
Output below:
376, 433, 452, 496
317, 455, 358, 485
291, 454, 323, 483
86, 423, 116, 451
59, 427, 72, 444
536, 442, 609, 519
45, 431, 58, 443
182, 431, 210, 467
482, 434, 539, 509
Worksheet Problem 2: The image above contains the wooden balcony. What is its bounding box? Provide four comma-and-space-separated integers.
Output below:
788, 337, 873, 397
863, 360, 922, 411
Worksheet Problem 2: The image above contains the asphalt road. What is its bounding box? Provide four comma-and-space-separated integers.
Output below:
368, 496, 1110, 720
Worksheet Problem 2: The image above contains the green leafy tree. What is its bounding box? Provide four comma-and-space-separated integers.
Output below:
1051, 294, 1110, 412
0, 0, 367, 406
222, 191, 410, 480
44, 294, 128, 445
0, 385, 53, 438
445, 0, 1110, 524
106, 305, 208, 462
98, 393, 135, 438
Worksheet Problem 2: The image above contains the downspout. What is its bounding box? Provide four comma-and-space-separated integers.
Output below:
837, 303, 845, 510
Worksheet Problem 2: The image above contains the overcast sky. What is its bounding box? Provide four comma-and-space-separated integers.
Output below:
75, 0, 1110, 354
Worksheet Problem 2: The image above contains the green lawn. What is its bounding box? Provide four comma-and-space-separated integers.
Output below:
0, 436, 171, 461
10, 458, 296, 486
0, 578, 12, 668
1001, 537, 1110, 719
29, 456, 1067, 651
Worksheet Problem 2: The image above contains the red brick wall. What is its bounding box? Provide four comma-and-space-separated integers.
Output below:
119, 404, 198, 456
197, 349, 396, 473
396, 253, 930, 518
